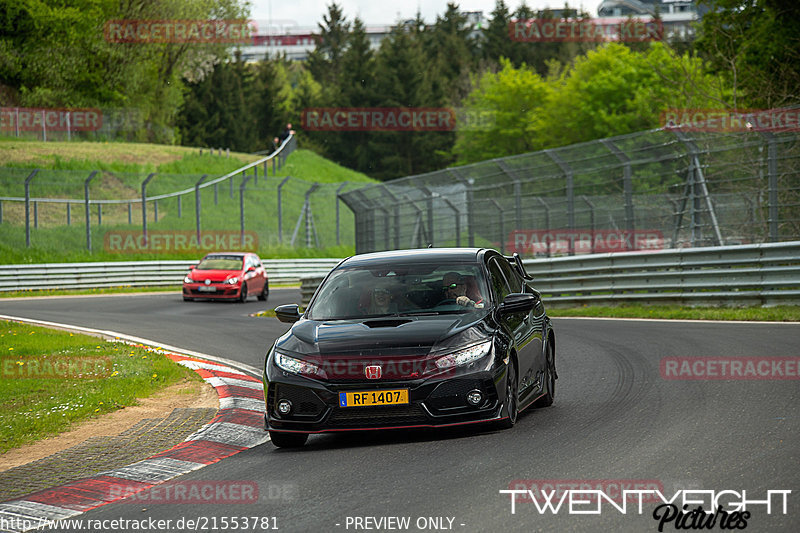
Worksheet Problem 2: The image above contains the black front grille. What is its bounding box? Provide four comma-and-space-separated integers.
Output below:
274, 384, 326, 417
327, 404, 429, 427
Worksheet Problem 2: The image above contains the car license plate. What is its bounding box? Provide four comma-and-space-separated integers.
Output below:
339, 389, 409, 407
198, 286, 217, 292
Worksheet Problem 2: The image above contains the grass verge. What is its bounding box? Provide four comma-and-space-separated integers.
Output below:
547, 305, 800, 322
0, 320, 202, 454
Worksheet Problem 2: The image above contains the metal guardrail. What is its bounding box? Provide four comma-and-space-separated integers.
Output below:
3, 243, 798, 307
522, 241, 800, 307
0, 258, 341, 292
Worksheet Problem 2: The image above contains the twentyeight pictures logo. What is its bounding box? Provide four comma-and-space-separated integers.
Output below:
499, 485, 791, 531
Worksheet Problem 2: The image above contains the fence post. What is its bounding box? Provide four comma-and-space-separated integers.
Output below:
177, 194, 182, 218
66, 202, 71, 226
535, 197, 551, 257
240, 172, 253, 244
379, 185, 401, 249
0, 200, 3, 224
582, 195, 595, 254
442, 198, 461, 247
84, 170, 98, 251
489, 199, 504, 254
24, 169, 39, 248
496, 160, 522, 231
128, 202, 132, 224
420, 186, 435, 247
336, 182, 349, 246
672, 130, 722, 246
277, 176, 291, 243
545, 149, 575, 255
214, 183, 218, 205
195, 174, 208, 243
760, 132, 779, 241
34, 201, 38, 229
601, 139, 635, 249
141, 172, 156, 246
449, 168, 474, 247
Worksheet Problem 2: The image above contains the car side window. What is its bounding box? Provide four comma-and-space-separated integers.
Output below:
496, 257, 522, 293
487, 258, 512, 303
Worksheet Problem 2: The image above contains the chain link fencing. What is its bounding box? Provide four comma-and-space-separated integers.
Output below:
339, 127, 800, 256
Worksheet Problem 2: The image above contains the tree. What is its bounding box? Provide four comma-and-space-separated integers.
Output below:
305, 2, 350, 94
482, 0, 515, 65
695, 0, 800, 108
452, 58, 551, 163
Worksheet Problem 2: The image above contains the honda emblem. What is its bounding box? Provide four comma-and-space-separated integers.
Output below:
365, 365, 382, 379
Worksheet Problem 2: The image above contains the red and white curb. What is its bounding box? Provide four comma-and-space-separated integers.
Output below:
0, 352, 268, 532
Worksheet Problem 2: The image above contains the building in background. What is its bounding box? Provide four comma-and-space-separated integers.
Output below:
597, 0, 703, 40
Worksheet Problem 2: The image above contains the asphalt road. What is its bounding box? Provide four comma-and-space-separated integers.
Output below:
1, 291, 798, 532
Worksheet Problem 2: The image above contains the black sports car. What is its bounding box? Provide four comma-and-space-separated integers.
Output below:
263, 248, 557, 447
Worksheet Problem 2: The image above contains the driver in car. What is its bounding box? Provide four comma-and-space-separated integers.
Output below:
442, 272, 480, 308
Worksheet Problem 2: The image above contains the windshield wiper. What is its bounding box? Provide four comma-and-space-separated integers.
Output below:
397, 311, 442, 316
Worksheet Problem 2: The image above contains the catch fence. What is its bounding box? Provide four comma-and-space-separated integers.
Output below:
339, 127, 800, 256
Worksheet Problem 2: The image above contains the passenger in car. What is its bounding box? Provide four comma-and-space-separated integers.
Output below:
361, 286, 398, 315
441, 272, 483, 308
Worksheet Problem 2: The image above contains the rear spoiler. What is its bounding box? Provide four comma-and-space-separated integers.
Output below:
506, 253, 534, 282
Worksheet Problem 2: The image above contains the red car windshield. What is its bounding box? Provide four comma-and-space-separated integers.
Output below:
196, 256, 243, 270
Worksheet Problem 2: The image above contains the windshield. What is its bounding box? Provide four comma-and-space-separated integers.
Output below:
196, 256, 243, 270
307, 262, 489, 320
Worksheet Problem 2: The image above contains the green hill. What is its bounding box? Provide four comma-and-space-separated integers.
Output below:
0, 140, 376, 263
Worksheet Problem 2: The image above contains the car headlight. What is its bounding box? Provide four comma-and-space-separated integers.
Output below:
435, 340, 492, 369
275, 351, 324, 377
226, 276, 239, 285
183, 275, 193, 283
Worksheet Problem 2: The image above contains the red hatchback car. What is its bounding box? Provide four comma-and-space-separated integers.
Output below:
183, 252, 269, 302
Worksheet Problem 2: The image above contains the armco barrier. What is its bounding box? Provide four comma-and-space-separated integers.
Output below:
522, 241, 800, 307
3, 243, 799, 307
0, 259, 341, 292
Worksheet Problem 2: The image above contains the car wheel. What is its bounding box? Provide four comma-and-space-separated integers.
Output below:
269, 431, 308, 448
239, 282, 248, 303
496, 361, 518, 430
258, 281, 269, 301
534, 342, 556, 407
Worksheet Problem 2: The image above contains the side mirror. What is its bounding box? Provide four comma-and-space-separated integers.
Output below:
189, 265, 196, 270
498, 293, 536, 315
247, 266, 256, 272
275, 304, 301, 323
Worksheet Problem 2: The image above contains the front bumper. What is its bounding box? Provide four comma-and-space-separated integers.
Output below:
264, 367, 505, 433
183, 283, 242, 299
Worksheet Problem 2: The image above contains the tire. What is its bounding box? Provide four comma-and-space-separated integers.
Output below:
257, 280, 269, 301
496, 360, 518, 430
238, 282, 248, 303
534, 342, 556, 408
269, 431, 308, 448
